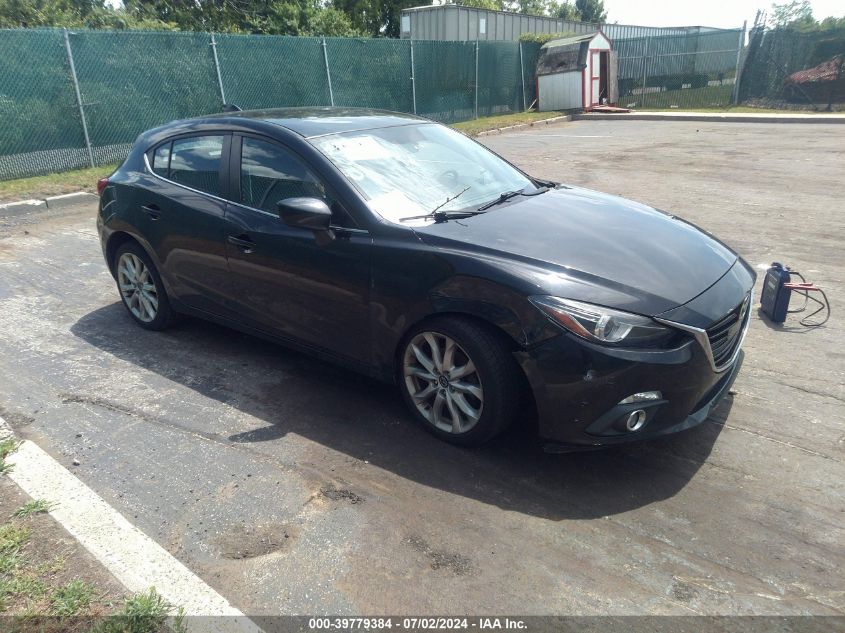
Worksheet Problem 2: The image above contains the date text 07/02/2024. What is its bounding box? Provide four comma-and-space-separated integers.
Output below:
307, 617, 528, 630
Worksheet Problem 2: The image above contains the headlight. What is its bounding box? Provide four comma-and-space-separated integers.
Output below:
529, 296, 673, 347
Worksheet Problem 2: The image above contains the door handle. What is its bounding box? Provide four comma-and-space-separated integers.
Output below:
141, 204, 161, 220
227, 234, 256, 254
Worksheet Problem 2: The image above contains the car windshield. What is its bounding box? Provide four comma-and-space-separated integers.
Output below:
310, 123, 534, 224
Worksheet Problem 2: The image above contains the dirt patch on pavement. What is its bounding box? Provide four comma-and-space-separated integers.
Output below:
0, 405, 35, 429
213, 522, 299, 560
406, 535, 474, 576
320, 486, 364, 504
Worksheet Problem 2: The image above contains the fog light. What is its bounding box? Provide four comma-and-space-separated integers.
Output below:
625, 409, 647, 432
619, 391, 662, 404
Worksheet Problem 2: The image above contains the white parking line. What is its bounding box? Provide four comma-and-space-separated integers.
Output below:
1, 416, 263, 633
526, 134, 610, 138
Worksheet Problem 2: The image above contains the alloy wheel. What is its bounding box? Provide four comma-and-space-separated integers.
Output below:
403, 331, 484, 434
117, 252, 158, 323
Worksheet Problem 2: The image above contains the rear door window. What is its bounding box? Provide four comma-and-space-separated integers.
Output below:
169, 136, 225, 196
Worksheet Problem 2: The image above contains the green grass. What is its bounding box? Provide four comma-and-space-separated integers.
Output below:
0, 440, 20, 477
0, 524, 30, 555
0, 163, 117, 204
0, 524, 30, 577
622, 85, 734, 110
451, 111, 567, 136
89, 587, 184, 633
0, 574, 47, 604
49, 579, 94, 616
12, 500, 54, 519
0, 439, 19, 460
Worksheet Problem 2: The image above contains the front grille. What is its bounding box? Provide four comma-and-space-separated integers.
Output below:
706, 295, 750, 369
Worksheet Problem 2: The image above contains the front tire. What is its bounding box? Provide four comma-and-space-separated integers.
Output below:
113, 242, 176, 331
399, 317, 521, 447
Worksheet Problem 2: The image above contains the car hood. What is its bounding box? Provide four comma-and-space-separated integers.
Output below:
412, 185, 738, 316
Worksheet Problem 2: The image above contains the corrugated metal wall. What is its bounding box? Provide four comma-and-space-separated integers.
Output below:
400, 5, 724, 42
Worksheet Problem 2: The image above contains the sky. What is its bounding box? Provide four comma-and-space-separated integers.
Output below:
601, 0, 845, 29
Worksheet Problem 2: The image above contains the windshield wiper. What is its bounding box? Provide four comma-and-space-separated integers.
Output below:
400, 186, 481, 222
476, 185, 549, 212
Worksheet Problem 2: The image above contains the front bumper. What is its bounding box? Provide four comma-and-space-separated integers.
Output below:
516, 260, 754, 449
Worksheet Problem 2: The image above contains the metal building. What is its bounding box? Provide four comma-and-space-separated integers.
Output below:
399, 5, 709, 42
535, 31, 617, 110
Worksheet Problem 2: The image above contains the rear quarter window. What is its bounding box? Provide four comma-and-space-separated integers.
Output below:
152, 143, 171, 177
168, 136, 225, 196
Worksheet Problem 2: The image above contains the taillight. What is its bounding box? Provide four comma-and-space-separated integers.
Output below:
97, 177, 109, 197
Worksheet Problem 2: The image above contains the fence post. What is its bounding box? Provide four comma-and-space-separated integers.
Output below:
474, 40, 479, 119
640, 36, 650, 108
210, 33, 227, 106
519, 41, 527, 111
62, 28, 94, 169
322, 37, 335, 107
732, 21, 747, 105
410, 39, 417, 115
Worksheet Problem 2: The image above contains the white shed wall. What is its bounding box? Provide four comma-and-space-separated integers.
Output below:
538, 71, 583, 111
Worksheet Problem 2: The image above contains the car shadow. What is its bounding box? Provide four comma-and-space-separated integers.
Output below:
71, 303, 730, 521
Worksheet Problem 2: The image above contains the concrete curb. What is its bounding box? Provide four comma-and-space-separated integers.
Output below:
0, 191, 96, 216
45, 191, 98, 209
475, 115, 572, 136
573, 112, 845, 124
0, 198, 46, 215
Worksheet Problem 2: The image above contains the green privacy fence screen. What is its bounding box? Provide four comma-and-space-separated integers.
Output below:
0, 28, 543, 180
0, 29, 87, 175
738, 25, 845, 108
614, 28, 744, 109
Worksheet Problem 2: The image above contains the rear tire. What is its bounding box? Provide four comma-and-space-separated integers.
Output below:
113, 241, 176, 331
398, 316, 521, 447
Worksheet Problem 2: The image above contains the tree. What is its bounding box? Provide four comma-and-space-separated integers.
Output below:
574, 0, 605, 23
508, 0, 549, 14
306, 7, 361, 36
451, 0, 506, 9
549, 1, 580, 20
770, 0, 813, 27
329, 0, 427, 37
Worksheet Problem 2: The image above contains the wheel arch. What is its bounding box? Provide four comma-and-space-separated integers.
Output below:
105, 231, 161, 278
105, 231, 139, 276
392, 308, 522, 384
393, 308, 539, 441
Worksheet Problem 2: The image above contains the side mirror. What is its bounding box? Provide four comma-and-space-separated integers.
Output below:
277, 197, 332, 231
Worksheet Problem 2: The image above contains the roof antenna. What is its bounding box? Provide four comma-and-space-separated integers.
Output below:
222, 104, 243, 112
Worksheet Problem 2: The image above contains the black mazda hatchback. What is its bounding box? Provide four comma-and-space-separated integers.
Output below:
97, 107, 755, 449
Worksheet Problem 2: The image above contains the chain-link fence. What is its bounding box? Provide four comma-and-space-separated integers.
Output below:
739, 25, 845, 109
2, 25, 840, 181
615, 28, 745, 109
0, 29, 543, 181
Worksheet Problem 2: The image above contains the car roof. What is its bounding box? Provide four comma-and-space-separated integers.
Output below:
196, 107, 427, 138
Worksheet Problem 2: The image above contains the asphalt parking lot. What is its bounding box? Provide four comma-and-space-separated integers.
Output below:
0, 120, 843, 617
